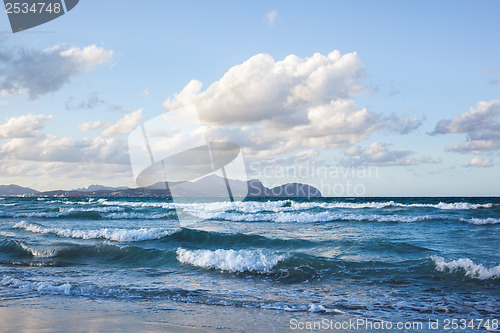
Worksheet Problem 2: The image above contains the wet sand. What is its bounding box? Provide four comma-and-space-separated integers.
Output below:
0, 294, 358, 332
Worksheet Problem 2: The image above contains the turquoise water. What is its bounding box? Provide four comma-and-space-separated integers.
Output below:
0, 197, 498, 330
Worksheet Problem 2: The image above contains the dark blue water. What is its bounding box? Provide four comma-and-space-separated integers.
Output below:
0, 197, 498, 329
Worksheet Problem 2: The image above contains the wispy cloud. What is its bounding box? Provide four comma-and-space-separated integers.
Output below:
66, 92, 105, 110
78, 121, 109, 131
491, 76, 500, 84
341, 142, 439, 167
101, 109, 143, 137
266, 10, 277, 26
142, 89, 151, 98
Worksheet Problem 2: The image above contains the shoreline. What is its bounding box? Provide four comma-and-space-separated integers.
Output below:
0, 293, 362, 333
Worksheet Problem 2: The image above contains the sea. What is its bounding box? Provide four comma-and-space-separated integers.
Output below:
0, 196, 498, 332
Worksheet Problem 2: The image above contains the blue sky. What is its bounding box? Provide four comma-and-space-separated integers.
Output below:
0, 0, 499, 195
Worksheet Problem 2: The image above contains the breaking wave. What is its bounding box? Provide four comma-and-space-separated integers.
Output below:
176, 248, 285, 273
460, 218, 500, 225
0, 210, 174, 220
431, 256, 500, 280
186, 210, 432, 223
12, 221, 178, 242
95, 199, 494, 214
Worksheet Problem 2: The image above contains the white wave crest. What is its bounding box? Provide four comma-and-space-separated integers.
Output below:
1, 210, 173, 219
187, 210, 431, 223
104, 212, 173, 219
99, 199, 175, 209
0, 275, 71, 295
460, 218, 500, 225
13, 221, 178, 242
412, 202, 492, 210
61, 206, 124, 213
1, 275, 72, 295
431, 256, 500, 280
176, 248, 284, 273
19, 243, 57, 257
12, 212, 63, 218
177, 200, 493, 217
0, 275, 130, 298
308, 304, 345, 314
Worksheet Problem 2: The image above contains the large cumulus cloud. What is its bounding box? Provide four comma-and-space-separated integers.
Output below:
163, 51, 421, 162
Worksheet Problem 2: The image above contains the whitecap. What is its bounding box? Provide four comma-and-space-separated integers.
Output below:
1, 275, 72, 295
431, 256, 500, 280
185, 210, 431, 223
460, 218, 500, 225
176, 248, 284, 273
13, 221, 178, 242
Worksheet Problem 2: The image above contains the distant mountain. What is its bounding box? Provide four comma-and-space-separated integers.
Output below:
0, 184, 39, 196
2, 175, 322, 198
71, 185, 128, 192
144, 175, 321, 198
154, 174, 250, 198
247, 180, 322, 198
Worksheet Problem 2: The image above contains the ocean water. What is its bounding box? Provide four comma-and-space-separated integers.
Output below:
0, 196, 498, 331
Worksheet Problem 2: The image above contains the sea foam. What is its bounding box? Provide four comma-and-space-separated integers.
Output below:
1, 275, 72, 295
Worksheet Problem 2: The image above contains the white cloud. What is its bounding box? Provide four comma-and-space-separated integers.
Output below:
0, 112, 133, 188
78, 120, 110, 131
0, 114, 52, 138
0, 160, 133, 191
0, 44, 113, 99
101, 109, 143, 137
463, 157, 493, 168
491, 76, 500, 84
445, 140, 500, 154
0, 135, 129, 164
341, 142, 439, 167
164, 52, 367, 125
266, 10, 278, 26
432, 100, 500, 154
59, 45, 113, 70
164, 52, 420, 161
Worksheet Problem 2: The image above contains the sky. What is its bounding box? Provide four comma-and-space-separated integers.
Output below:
0, 0, 499, 196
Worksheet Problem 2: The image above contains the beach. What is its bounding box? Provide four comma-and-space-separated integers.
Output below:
1, 292, 363, 332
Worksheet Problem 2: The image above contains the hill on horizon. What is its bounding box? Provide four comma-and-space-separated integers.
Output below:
0, 184, 40, 196
0, 175, 322, 198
